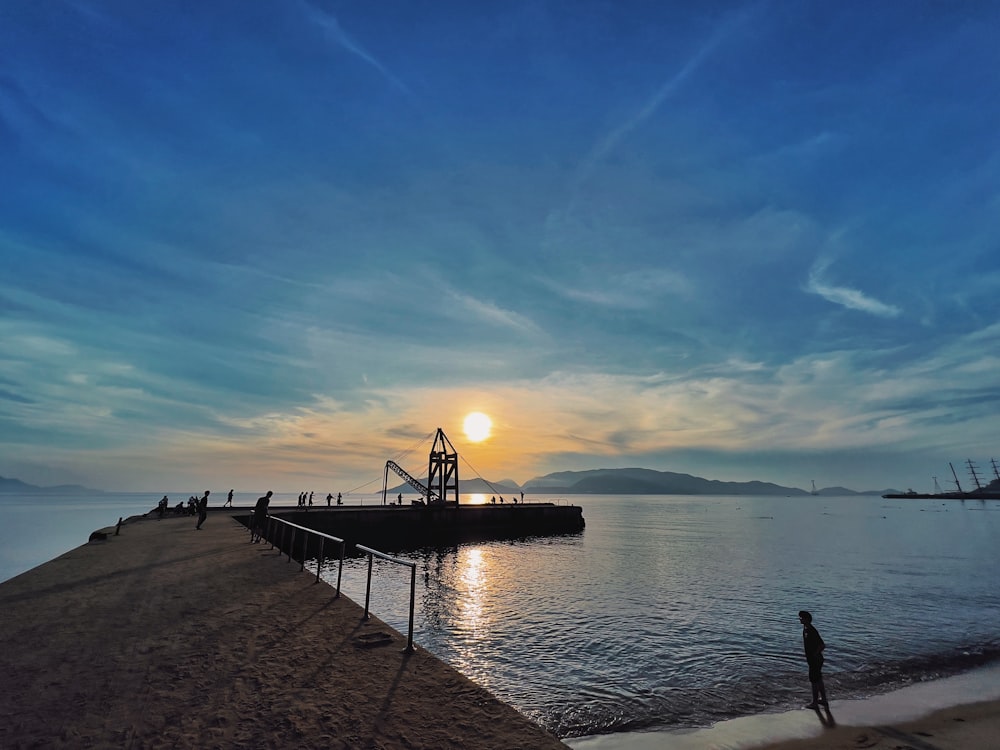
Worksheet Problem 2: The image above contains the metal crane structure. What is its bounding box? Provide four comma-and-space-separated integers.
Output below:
382, 428, 460, 507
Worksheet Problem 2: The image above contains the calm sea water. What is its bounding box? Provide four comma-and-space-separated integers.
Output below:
317, 494, 1000, 739
3, 492, 999, 740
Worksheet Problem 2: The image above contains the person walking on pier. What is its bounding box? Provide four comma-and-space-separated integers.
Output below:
225, 489, 234, 507
195, 490, 209, 530
252, 491, 272, 543
799, 610, 828, 709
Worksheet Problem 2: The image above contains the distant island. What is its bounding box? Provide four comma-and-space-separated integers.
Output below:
521, 468, 888, 496
389, 468, 889, 497
0, 475, 101, 495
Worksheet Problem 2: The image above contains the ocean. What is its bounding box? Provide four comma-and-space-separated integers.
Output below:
316, 494, 1000, 739
2, 492, 999, 742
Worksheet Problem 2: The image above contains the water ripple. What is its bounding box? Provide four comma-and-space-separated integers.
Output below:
319, 495, 1000, 738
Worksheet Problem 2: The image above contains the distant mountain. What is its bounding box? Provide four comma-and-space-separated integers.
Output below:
0, 475, 100, 494
522, 468, 869, 496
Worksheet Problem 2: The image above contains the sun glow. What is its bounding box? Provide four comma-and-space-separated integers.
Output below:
463, 412, 492, 442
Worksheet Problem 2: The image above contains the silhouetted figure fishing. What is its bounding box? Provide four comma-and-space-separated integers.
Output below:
799, 610, 828, 709
252, 491, 272, 543
195, 490, 209, 530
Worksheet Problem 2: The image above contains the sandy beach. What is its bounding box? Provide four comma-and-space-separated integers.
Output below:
0, 511, 567, 749
758, 698, 1000, 750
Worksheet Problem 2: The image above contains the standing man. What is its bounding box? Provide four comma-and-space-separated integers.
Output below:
799, 610, 828, 709
195, 490, 210, 530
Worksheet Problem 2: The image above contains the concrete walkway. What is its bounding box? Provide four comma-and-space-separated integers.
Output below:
0, 512, 567, 749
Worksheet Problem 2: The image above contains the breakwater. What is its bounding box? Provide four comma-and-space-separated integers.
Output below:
242, 502, 584, 558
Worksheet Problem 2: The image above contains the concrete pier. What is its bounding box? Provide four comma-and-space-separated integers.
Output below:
0, 512, 568, 749
255, 502, 585, 556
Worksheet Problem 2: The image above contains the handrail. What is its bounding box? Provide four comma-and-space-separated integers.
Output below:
356, 544, 417, 653
251, 513, 345, 597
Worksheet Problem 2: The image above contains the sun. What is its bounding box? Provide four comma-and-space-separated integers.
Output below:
463, 412, 492, 442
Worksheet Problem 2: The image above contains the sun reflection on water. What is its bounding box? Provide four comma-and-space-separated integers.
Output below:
466, 493, 487, 505
458, 547, 486, 639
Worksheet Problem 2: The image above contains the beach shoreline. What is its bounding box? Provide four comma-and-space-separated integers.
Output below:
567, 663, 1000, 749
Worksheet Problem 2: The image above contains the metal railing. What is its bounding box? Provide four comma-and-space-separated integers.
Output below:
251, 513, 345, 596
356, 544, 417, 653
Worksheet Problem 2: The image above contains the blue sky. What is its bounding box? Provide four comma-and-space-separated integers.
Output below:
2, 1, 999, 494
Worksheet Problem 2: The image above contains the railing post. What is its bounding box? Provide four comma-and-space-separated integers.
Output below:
364, 552, 373, 619
300, 532, 306, 571
268, 517, 275, 549
288, 528, 295, 563
316, 538, 324, 583
406, 563, 416, 653
335, 541, 344, 598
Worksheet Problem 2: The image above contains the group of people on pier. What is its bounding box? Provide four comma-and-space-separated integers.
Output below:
296, 490, 343, 508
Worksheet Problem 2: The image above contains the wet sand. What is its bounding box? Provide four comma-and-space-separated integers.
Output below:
0, 512, 567, 749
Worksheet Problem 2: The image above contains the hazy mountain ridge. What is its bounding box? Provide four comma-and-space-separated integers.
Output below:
522, 468, 885, 496
4, 470, 890, 497
0, 476, 101, 494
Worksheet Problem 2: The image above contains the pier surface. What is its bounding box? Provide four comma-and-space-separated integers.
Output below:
0, 513, 567, 749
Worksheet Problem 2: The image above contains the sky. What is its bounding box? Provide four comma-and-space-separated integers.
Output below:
2, 1, 999, 495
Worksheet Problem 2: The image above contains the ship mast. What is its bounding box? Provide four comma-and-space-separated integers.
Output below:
966, 459, 984, 491
949, 462, 964, 494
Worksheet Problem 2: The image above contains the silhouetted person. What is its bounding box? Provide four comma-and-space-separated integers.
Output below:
225, 489, 234, 507
799, 610, 828, 709
195, 491, 209, 529
157, 495, 168, 518
252, 490, 272, 543
520, 491, 524, 503
337, 492, 342, 505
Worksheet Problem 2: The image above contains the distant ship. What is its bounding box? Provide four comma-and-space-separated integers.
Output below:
882, 459, 1000, 499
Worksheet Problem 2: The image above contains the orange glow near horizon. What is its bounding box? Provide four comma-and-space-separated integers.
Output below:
466, 493, 487, 505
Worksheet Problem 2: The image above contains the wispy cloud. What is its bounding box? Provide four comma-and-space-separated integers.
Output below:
543, 269, 692, 309
577, 8, 753, 182
300, 0, 411, 95
806, 259, 902, 318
